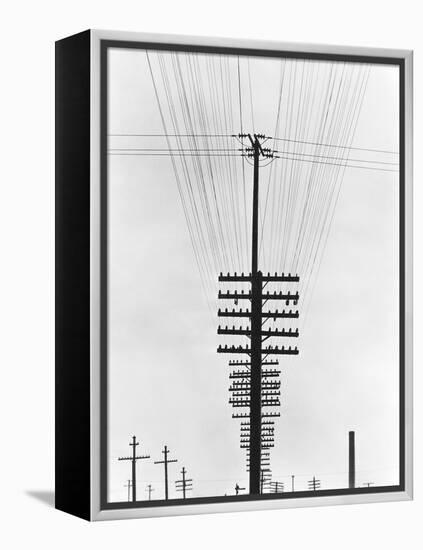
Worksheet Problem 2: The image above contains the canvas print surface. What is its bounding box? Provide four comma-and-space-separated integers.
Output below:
103, 45, 401, 506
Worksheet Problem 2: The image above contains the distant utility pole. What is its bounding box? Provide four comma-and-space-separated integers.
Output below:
146, 484, 154, 501
154, 445, 178, 500
349, 431, 356, 489
175, 467, 193, 499
124, 479, 132, 502
217, 133, 300, 495
363, 482, 374, 488
269, 481, 284, 494
118, 435, 150, 502
235, 483, 246, 496
291, 475, 295, 492
308, 476, 321, 492
260, 468, 272, 494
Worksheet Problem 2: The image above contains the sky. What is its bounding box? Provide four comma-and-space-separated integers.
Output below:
106, 47, 399, 503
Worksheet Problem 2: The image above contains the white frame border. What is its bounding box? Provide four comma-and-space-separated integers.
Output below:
89, 29, 413, 521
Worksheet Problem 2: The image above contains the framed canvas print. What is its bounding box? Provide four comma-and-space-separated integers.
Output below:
55, 30, 413, 521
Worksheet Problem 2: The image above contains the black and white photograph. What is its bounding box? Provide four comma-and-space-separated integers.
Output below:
101, 41, 405, 508
2, 0, 420, 545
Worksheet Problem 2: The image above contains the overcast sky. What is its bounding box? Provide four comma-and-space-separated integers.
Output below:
106, 47, 399, 503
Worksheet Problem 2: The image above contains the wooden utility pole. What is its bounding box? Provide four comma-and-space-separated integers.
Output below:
154, 445, 178, 500
118, 436, 150, 502
349, 431, 356, 489
291, 475, 295, 492
269, 481, 284, 493
146, 484, 154, 501
124, 479, 132, 502
250, 135, 263, 495
235, 483, 245, 495
260, 468, 272, 494
175, 467, 193, 499
308, 476, 321, 491
217, 133, 300, 496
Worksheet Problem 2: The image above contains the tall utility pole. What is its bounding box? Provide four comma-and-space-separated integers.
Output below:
124, 479, 132, 502
175, 467, 193, 499
349, 431, 356, 489
217, 133, 300, 495
146, 484, 154, 501
154, 445, 178, 500
118, 435, 150, 502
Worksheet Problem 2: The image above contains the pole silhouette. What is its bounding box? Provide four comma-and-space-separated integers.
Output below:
146, 484, 154, 501
124, 479, 132, 502
235, 483, 245, 495
118, 435, 150, 502
175, 467, 193, 499
308, 476, 321, 491
349, 431, 356, 489
154, 445, 178, 500
269, 481, 284, 493
217, 134, 300, 495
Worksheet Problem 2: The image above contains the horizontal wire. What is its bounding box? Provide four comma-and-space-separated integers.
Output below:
109, 148, 399, 166
274, 154, 399, 172
273, 149, 399, 166
108, 148, 241, 152
109, 133, 235, 138
271, 135, 399, 155
109, 150, 397, 170
108, 152, 244, 157
109, 134, 398, 155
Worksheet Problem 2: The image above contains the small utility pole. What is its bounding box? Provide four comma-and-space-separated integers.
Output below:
235, 483, 245, 496
175, 467, 193, 499
269, 481, 284, 493
308, 476, 321, 492
291, 475, 295, 492
154, 445, 178, 500
349, 431, 356, 489
363, 482, 374, 488
124, 479, 132, 502
260, 468, 272, 494
146, 484, 154, 501
118, 435, 150, 502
